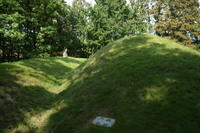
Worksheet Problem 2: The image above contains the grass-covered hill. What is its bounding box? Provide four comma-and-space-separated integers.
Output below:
46, 34, 200, 133
1, 34, 200, 133
0, 57, 86, 133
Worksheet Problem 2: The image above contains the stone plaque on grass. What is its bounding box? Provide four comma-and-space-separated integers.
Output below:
92, 116, 116, 127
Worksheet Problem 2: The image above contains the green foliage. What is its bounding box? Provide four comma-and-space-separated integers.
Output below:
152, 0, 200, 45
0, 0, 199, 61
0, 0, 72, 62
70, 0, 149, 57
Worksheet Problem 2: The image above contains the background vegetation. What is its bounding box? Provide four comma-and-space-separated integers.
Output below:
1, 0, 199, 62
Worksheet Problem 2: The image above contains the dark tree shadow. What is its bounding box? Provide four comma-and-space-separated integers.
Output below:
45, 35, 200, 133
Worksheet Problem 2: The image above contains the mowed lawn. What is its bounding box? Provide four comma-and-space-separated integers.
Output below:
1, 34, 200, 133
0, 57, 86, 133
46, 34, 200, 133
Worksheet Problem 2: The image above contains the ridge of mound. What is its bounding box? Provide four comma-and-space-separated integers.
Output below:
48, 34, 200, 133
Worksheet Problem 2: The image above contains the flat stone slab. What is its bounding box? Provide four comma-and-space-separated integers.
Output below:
92, 116, 116, 127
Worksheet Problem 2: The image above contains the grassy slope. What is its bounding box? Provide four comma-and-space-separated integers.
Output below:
0, 57, 86, 133
46, 34, 200, 133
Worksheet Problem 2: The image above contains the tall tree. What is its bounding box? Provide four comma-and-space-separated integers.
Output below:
69, 0, 92, 57
71, 0, 149, 57
0, 0, 25, 61
152, 0, 200, 45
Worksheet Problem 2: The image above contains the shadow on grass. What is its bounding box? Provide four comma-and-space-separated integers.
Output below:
0, 68, 55, 132
0, 57, 83, 132
45, 35, 200, 133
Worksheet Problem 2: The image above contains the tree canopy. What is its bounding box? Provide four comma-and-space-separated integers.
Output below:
152, 0, 200, 45
0, 0, 199, 62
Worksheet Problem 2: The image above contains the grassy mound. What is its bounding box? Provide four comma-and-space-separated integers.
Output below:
0, 57, 86, 133
47, 34, 200, 133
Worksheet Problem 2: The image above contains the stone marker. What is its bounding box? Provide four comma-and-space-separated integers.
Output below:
92, 116, 116, 127
63, 48, 68, 57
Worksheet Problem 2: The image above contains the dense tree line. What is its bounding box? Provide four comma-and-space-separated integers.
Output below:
0, 0, 150, 62
0, 0, 199, 62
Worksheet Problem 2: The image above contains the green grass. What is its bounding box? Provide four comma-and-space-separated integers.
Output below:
2, 34, 200, 133
45, 34, 200, 133
0, 57, 86, 133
